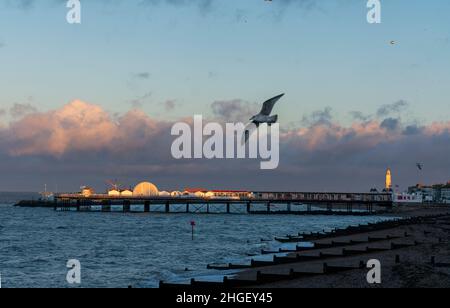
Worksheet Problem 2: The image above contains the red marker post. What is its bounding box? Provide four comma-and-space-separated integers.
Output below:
190, 221, 196, 240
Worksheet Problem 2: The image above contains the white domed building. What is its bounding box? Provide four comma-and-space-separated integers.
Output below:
120, 189, 133, 197
133, 182, 159, 197
108, 189, 121, 197
171, 191, 182, 197
159, 191, 170, 197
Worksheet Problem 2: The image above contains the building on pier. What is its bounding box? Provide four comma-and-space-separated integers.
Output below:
108, 189, 133, 197
170, 191, 182, 197
133, 182, 159, 197
81, 186, 95, 197
159, 191, 170, 197
184, 188, 253, 199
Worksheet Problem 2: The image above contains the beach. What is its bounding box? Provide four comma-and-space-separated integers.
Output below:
231, 205, 450, 288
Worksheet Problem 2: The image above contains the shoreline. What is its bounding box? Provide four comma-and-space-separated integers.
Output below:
161, 205, 450, 288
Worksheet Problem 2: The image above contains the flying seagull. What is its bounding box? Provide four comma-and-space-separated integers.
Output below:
416, 163, 423, 171
243, 93, 284, 143
250, 93, 284, 127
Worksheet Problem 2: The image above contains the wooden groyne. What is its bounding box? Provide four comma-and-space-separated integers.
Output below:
159, 213, 450, 288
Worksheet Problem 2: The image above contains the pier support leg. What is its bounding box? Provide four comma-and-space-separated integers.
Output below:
287, 202, 292, 213
165, 202, 170, 213
226, 203, 230, 214
102, 200, 111, 212
186, 203, 190, 213
327, 203, 332, 212
144, 201, 150, 213
207, 203, 210, 214
123, 201, 131, 213
307, 204, 312, 213
267, 203, 271, 213
246, 202, 251, 214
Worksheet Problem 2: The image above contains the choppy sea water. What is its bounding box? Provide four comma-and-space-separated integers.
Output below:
0, 192, 393, 288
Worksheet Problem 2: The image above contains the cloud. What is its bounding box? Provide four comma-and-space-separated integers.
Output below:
163, 100, 177, 112
376, 100, 409, 118
132, 72, 151, 80
380, 117, 400, 131
4, 0, 36, 10
3, 0, 216, 14
349, 111, 371, 122
211, 99, 260, 123
0, 100, 449, 192
129, 91, 152, 108
3, 0, 324, 17
10, 103, 38, 118
141, 0, 215, 14
302, 107, 333, 127
403, 124, 424, 136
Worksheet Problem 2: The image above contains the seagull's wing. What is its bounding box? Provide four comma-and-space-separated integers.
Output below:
259, 93, 284, 116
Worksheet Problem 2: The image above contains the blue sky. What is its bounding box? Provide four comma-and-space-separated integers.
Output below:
1, 0, 449, 123
0, 0, 449, 192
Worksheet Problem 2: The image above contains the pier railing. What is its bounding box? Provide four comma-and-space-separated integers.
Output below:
51, 191, 393, 215
55, 191, 393, 204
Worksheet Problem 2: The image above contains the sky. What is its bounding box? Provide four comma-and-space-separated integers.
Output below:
0, 0, 449, 192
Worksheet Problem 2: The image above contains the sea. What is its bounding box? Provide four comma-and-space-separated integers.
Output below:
0, 192, 393, 288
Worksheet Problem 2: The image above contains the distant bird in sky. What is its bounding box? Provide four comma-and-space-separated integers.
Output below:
243, 93, 284, 143
416, 163, 423, 171
390, 40, 396, 45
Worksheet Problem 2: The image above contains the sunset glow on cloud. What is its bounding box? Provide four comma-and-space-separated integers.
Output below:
0, 100, 448, 191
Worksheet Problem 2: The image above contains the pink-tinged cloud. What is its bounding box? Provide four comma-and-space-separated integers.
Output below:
282, 119, 450, 153
1, 99, 449, 159
0, 100, 448, 191
7, 100, 118, 156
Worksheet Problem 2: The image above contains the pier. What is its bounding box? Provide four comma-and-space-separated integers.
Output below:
48, 191, 393, 215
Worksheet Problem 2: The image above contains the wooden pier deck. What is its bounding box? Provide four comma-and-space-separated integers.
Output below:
46, 191, 393, 215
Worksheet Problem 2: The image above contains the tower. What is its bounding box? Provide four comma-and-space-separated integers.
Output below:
385, 168, 392, 190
